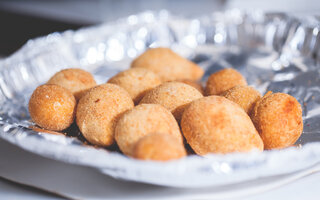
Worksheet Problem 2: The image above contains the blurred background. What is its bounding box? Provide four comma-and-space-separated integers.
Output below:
0, 0, 319, 56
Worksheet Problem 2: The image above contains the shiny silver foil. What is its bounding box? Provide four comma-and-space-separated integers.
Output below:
0, 10, 320, 188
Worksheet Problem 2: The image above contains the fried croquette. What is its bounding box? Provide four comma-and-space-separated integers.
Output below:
76, 84, 134, 146
222, 85, 261, 114
139, 82, 203, 121
108, 68, 162, 104
28, 84, 76, 131
115, 104, 183, 156
131, 47, 204, 82
177, 79, 204, 94
251, 92, 303, 150
47, 68, 96, 100
181, 96, 263, 155
205, 68, 247, 96
133, 133, 187, 161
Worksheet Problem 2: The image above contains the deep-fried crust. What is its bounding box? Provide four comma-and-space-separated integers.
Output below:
115, 104, 183, 156
29, 84, 76, 131
140, 82, 203, 122
131, 47, 204, 82
205, 68, 247, 96
222, 85, 261, 114
47, 68, 96, 100
76, 83, 134, 146
133, 133, 187, 161
108, 68, 161, 104
251, 92, 303, 149
181, 96, 263, 155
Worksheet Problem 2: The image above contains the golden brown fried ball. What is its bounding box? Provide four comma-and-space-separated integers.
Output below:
29, 84, 76, 131
133, 133, 187, 161
221, 86, 261, 114
139, 82, 203, 122
76, 84, 134, 146
177, 79, 204, 95
115, 104, 183, 156
108, 68, 162, 104
47, 68, 96, 100
251, 92, 303, 150
205, 68, 247, 96
131, 47, 204, 82
181, 96, 263, 155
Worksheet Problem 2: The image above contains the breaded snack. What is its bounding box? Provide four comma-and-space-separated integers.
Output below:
108, 68, 162, 104
131, 47, 204, 82
47, 68, 96, 100
76, 84, 134, 146
28, 84, 76, 131
133, 133, 187, 161
181, 96, 263, 155
177, 79, 204, 95
222, 86, 261, 114
205, 68, 247, 96
251, 92, 303, 150
115, 104, 183, 156
139, 82, 203, 121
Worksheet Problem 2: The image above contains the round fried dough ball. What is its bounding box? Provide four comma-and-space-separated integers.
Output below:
133, 133, 187, 161
76, 84, 134, 146
251, 92, 303, 150
222, 86, 261, 114
47, 68, 96, 100
177, 79, 204, 94
131, 47, 204, 82
181, 96, 263, 155
29, 84, 76, 131
139, 82, 203, 122
108, 68, 162, 104
115, 104, 183, 156
205, 68, 247, 96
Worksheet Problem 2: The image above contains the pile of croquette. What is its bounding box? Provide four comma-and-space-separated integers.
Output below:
28, 47, 303, 161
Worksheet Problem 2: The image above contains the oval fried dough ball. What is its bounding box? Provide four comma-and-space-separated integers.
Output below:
133, 133, 187, 161
29, 84, 76, 131
115, 104, 183, 156
76, 84, 134, 146
181, 96, 263, 155
131, 47, 204, 82
139, 82, 203, 122
177, 79, 204, 95
205, 68, 247, 96
47, 68, 96, 100
108, 68, 162, 104
222, 85, 261, 114
251, 92, 303, 150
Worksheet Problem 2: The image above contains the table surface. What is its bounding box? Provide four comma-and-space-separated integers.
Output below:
1, 138, 320, 200
1, 170, 320, 200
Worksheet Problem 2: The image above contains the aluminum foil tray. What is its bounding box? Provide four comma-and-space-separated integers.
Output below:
1, 10, 320, 188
